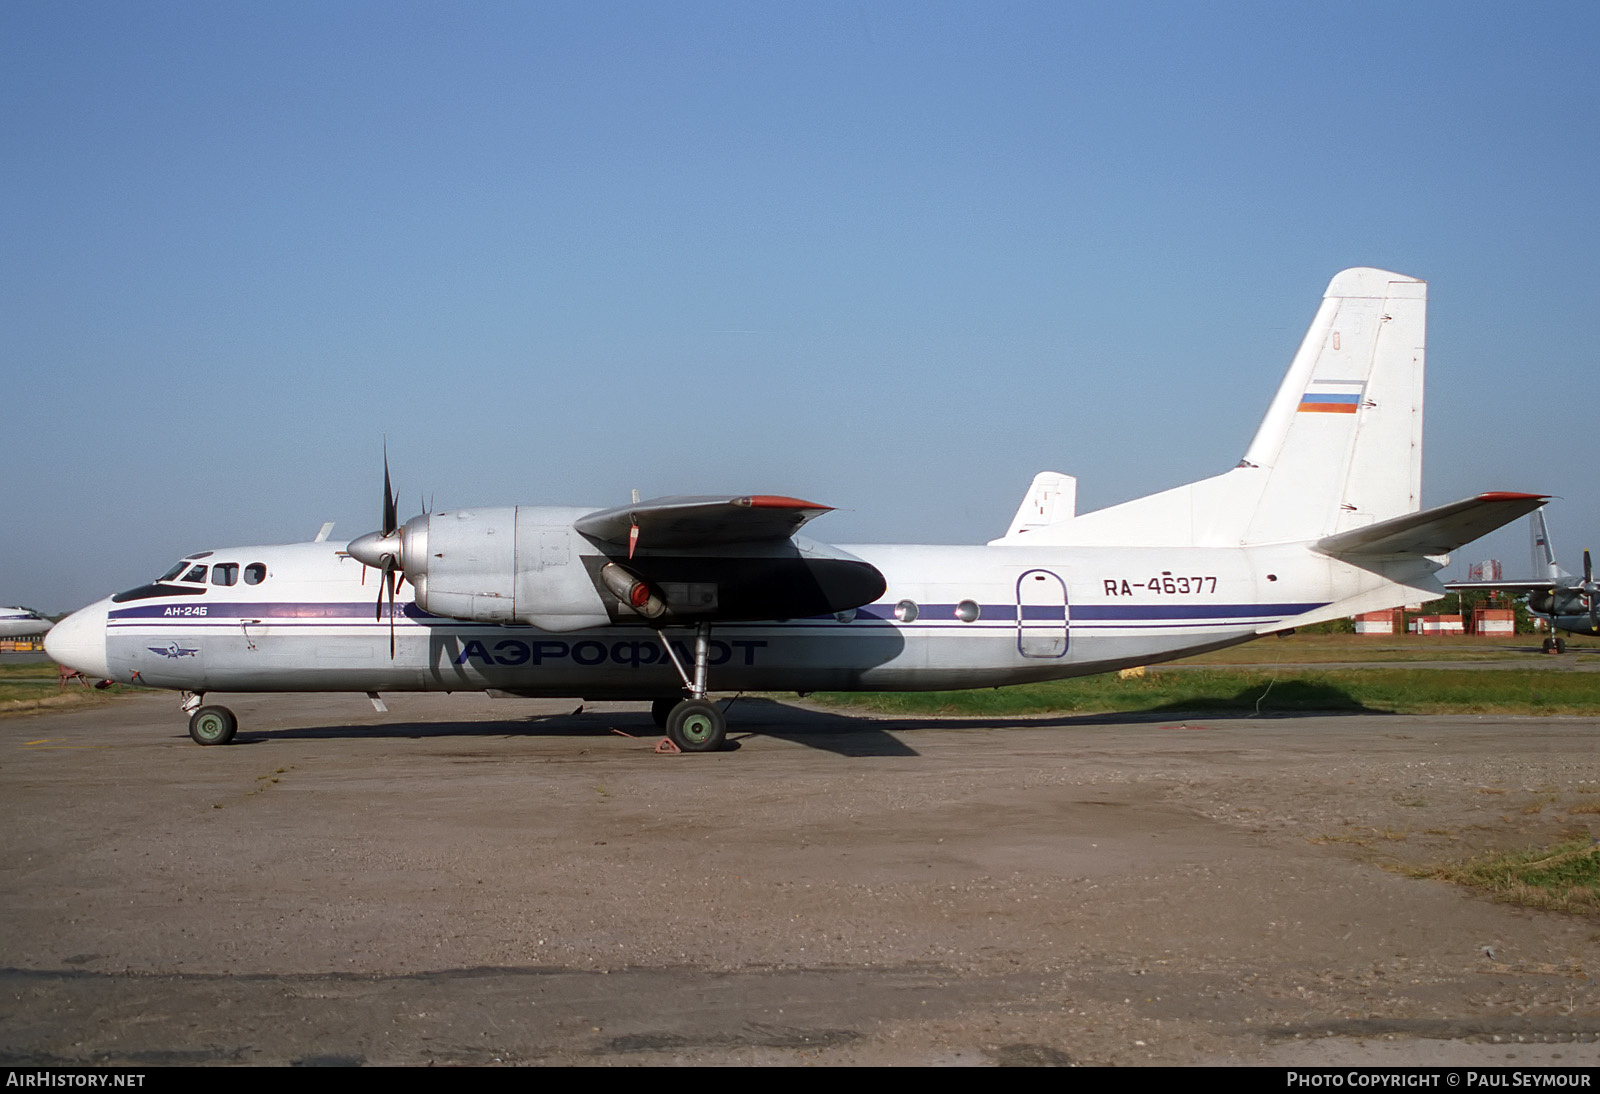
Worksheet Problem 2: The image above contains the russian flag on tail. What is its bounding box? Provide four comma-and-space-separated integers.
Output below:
1298, 380, 1365, 414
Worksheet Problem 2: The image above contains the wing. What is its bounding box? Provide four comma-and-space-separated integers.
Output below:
575, 495, 833, 550
574, 494, 884, 625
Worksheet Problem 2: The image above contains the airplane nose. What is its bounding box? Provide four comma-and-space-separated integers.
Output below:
44, 602, 110, 679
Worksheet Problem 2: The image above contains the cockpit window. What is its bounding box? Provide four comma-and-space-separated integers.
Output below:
182, 565, 208, 583
212, 563, 239, 586
158, 561, 188, 581
244, 563, 267, 585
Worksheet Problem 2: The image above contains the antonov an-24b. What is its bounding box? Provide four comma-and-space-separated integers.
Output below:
46, 269, 1543, 752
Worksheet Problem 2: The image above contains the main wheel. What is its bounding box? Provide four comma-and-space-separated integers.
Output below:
1556, 638, 1568, 654
650, 698, 677, 729
1543, 637, 1555, 653
665, 699, 726, 753
188, 705, 238, 746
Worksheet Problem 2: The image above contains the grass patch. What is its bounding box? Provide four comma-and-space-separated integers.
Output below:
0, 660, 60, 679
0, 660, 71, 704
1179, 634, 1563, 665
1410, 838, 1600, 915
0, 657, 138, 714
816, 667, 1600, 717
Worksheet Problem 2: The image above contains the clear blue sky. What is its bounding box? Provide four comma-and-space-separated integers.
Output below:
5, 2, 1597, 612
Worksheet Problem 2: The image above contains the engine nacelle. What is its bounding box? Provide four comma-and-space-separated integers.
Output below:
399, 506, 613, 631
385, 506, 886, 632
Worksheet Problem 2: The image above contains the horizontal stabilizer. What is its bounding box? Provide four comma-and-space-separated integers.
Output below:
1315, 492, 1546, 558
575, 494, 832, 548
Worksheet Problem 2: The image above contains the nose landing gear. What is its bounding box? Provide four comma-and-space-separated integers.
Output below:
187, 704, 238, 746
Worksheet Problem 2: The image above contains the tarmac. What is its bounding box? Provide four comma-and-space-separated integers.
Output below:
2, 689, 1598, 1066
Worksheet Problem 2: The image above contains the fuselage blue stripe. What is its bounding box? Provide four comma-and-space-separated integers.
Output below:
112, 600, 1321, 622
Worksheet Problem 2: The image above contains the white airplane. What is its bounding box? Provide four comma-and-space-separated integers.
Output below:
46, 268, 1543, 752
0, 607, 53, 639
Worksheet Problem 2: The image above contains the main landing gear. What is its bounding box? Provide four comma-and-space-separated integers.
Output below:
650, 623, 728, 753
1543, 636, 1568, 654
182, 694, 238, 746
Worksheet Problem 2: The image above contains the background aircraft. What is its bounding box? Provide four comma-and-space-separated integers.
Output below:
0, 607, 53, 640
46, 268, 1543, 751
1447, 509, 1597, 652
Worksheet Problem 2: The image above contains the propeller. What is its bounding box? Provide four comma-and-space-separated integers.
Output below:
348, 447, 407, 658
1585, 549, 1598, 631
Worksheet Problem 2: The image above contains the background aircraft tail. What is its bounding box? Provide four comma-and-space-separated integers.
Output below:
1530, 509, 1569, 580
993, 268, 1427, 547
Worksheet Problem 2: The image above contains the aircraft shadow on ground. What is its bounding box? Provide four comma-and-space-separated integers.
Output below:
227, 685, 1392, 757
789, 680, 1396, 732
233, 698, 919, 757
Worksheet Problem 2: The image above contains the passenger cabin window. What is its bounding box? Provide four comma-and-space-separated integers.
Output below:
244, 563, 267, 585
182, 565, 208, 583
212, 563, 239, 586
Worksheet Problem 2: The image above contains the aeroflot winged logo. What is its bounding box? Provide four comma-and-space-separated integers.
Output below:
148, 643, 199, 659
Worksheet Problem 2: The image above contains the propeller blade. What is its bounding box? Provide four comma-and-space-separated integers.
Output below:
382, 448, 398, 537
1581, 550, 1599, 629
386, 558, 397, 659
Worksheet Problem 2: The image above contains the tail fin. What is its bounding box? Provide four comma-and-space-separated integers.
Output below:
1530, 508, 1569, 580
1238, 267, 1425, 544
993, 268, 1426, 547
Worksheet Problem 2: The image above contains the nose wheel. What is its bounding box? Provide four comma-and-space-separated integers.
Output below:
188, 704, 238, 746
